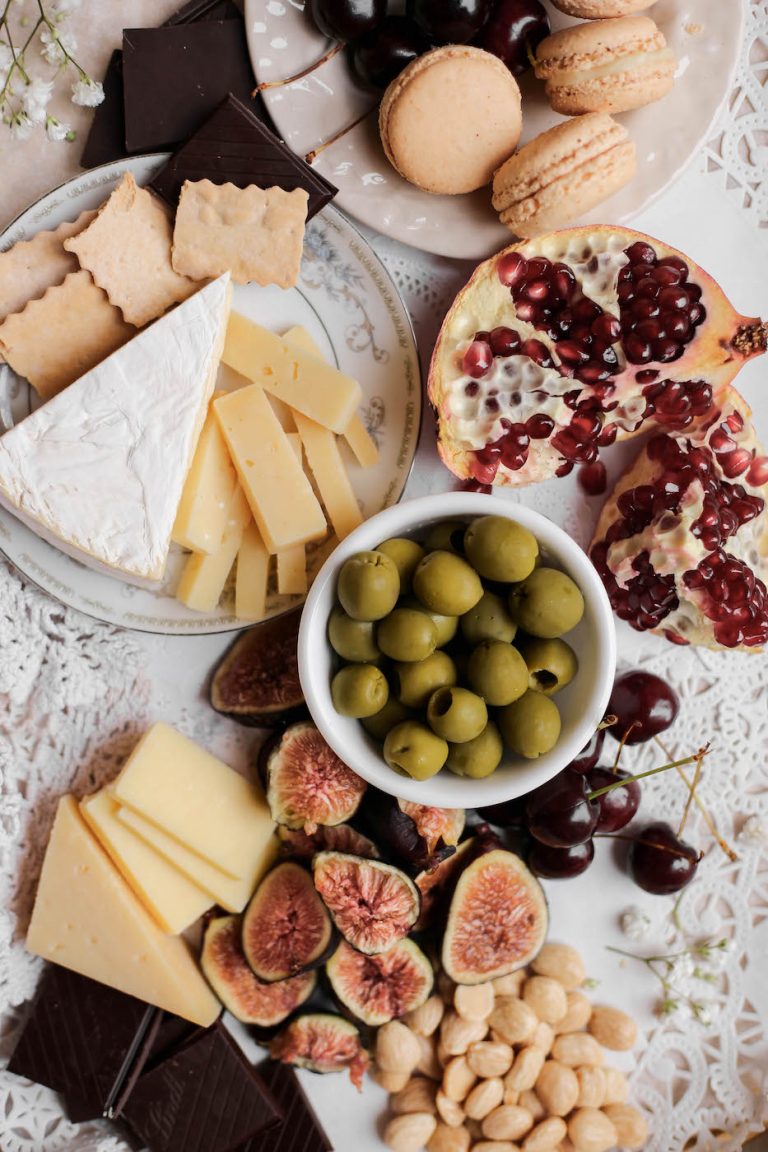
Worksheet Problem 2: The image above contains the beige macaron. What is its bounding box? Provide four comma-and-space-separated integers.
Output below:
491, 112, 636, 238
549, 0, 654, 16
534, 15, 676, 116
379, 45, 522, 196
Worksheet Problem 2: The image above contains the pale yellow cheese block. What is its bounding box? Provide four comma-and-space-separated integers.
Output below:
26, 796, 220, 1026
80, 789, 213, 934
235, 522, 271, 622
293, 410, 364, 541
176, 485, 251, 612
213, 385, 326, 553
116, 802, 277, 913
276, 433, 307, 596
222, 313, 362, 433
112, 722, 275, 880
172, 396, 238, 554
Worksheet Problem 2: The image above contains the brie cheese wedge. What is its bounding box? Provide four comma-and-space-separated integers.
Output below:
0, 273, 231, 585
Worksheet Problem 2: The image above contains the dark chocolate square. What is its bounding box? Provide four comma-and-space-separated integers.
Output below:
122, 22, 256, 153
236, 1062, 333, 1152
165, 0, 241, 24
149, 93, 337, 219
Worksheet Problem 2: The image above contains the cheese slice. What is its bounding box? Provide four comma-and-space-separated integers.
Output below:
293, 410, 363, 541
176, 485, 251, 612
112, 722, 275, 879
0, 274, 232, 584
276, 433, 307, 596
80, 789, 213, 934
222, 313, 362, 433
236, 522, 271, 621
26, 796, 220, 1026
172, 394, 238, 554
116, 802, 277, 913
214, 385, 326, 553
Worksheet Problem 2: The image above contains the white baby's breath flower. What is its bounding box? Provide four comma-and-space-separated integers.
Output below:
9, 110, 33, 140
71, 76, 103, 107
692, 1000, 719, 1027
668, 954, 695, 985
657, 997, 680, 1019
620, 906, 652, 941
0, 42, 13, 72
737, 814, 768, 848
40, 26, 77, 66
22, 76, 54, 122
45, 114, 72, 141
51, 0, 82, 16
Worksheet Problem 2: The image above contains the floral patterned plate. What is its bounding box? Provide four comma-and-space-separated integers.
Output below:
0, 155, 422, 635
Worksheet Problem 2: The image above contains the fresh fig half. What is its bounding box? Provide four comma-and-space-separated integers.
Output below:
201, 915, 315, 1027
210, 610, 304, 726
242, 861, 335, 982
356, 790, 463, 874
278, 824, 380, 861
263, 721, 367, 832
414, 824, 505, 932
269, 1013, 369, 1090
312, 852, 420, 955
325, 938, 434, 1026
442, 849, 548, 984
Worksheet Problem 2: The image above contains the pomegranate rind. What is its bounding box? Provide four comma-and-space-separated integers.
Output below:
242, 861, 335, 982
200, 915, 315, 1027
269, 1012, 369, 1090
277, 823, 380, 861
325, 938, 434, 1027
312, 852, 420, 955
441, 849, 548, 984
265, 721, 367, 831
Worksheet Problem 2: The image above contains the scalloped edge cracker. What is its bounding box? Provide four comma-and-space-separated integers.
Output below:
0, 270, 135, 400
0, 209, 97, 324
171, 180, 308, 287
64, 172, 197, 328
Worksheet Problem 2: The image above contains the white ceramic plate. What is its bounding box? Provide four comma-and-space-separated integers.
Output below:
246, 0, 744, 259
0, 156, 421, 635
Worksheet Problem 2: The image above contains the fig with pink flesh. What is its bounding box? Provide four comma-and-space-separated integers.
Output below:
269, 1013, 369, 1090
278, 823, 380, 861
414, 823, 504, 932
357, 790, 464, 873
312, 852, 420, 955
442, 849, 548, 984
201, 915, 315, 1027
263, 721, 367, 831
210, 610, 304, 726
325, 938, 434, 1026
242, 861, 335, 982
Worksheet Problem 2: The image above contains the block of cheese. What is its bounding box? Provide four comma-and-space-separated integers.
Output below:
214, 385, 326, 553
26, 796, 220, 1026
116, 802, 276, 913
276, 433, 307, 596
172, 395, 238, 554
80, 789, 213, 934
222, 313, 362, 433
236, 522, 271, 621
176, 485, 251, 612
293, 410, 363, 541
0, 274, 231, 585
112, 722, 275, 879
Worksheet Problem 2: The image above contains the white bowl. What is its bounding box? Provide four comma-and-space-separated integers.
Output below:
298, 493, 616, 807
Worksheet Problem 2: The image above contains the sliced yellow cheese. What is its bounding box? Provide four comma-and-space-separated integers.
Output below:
236, 521, 271, 622
176, 485, 251, 612
172, 397, 238, 554
293, 409, 363, 541
116, 802, 276, 913
268, 394, 296, 432
276, 433, 307, 596
112, 722, 275, 880
213, 385, 326, 553
26, 796, 220, 1026
80, 790, 213, 934
223, 313, 362, 433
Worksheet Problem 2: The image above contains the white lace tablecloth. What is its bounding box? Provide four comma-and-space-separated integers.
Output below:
1, 3, 768, 1150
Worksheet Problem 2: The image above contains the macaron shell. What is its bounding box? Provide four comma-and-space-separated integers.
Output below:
378, 46, 522, 196
549, 0, 655, 16
546, 57, 675, 115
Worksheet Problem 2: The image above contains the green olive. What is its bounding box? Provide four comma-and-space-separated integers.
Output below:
518, 636, 578, 695
328, 605, 380, 663
394, 651, 457, 709
377, 608, 438, 663
412, 551, 483, 617
509, 567, 585, 638
383, 721, 448, 780
424, 520, 466, 554
426, 686, 487, 744
331, 664, 389, 718
337, 550, 400, 621
446, 722, 504, 778
464, 516, 539, 583
377, 538, 425, 593
460, 591, 517, 646
401, 597, 458, 647
467, 640, 529, 707
497, 689, 562, 759
361, 696, 414, 742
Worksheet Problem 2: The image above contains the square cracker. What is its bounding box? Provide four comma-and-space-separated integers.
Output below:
0, 209, 96, 323
171, 180, 308, 287
0, 270, 135, 400
64, 172, 197, 328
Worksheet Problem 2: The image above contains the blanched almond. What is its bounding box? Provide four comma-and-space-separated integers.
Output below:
574, 1066, 606, 1109
529, 1021, 555, 1055
392, 1078, 439, 1115
492, 970, 526, 996
518, 1089, 545, 1122
441, 1011, 488, 1056
551, 1033, 604, 1068
464, 1077, 505, 1120
489, 999, 538, 1045
601, 1065, 629, 1104
567, 1107, 617, 1152
427, 1121, 471, 1152
530, 944, 585, 990
454, 982, 495, 1022
522, 977, 568, 1025
467, 1040, 514, 1079
504, 1046, 546, 1093
416, 1032, 443, 1080
481, 1104, 534, 1142
373, 1067, 411, 1092
601, 1103, 648, 1149
521, 1116, 567, 1152
553, 990, 592, 1035
377, 1021, 422, 1074
534, 1060, 579, 1116
435, 1090, 465, 1128
442, 1056, 477, 1103
384, 1112, 437, 1152
406, 995, 445, 1037
587, 1005, 637, 1051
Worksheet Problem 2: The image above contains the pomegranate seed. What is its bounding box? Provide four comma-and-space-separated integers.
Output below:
663, 312, 691, 340
497, 252, 527, 287
747, 456, 768, 486
552, 266, 577, 300
637, 277, 660, 299
689, 302, 706, 326
591, 314, 621, 342
635, 318, 662, 342
571, 411, 602, 439
464, 381, 480, 397
659, 256, 689, 279
515, 300, 536, 322
521, 338, 552, 367
598, 423, 618, 447
710, 427, 737, 454
569, 322, 593, 344
726, 410, 744, 433
557, 340, 590, 365
526, 413, 555, 439
651, 338, 683, 363
658, 286, 689, 312
462, 480, 492, 493
462, 339, 493, 378
631, 299, 660, 320
526, 257, 551, 280
617, 282, 635, 303
685, 283, 703, 302
601, 346, 619, 369
636, 369, 660, 384
625, 334, 653, 363
573, 298, 602, 322
489, 326, 521, 356
578, 460, 607, 496
525, 279, 551, 302
475, 330, 491, 341
720, 448, 753, 478
626, 241, 657, 266
664, 629, 690, 645
555, 460, 574, 478
651, 264, 683, 286
575, 361, 612, 384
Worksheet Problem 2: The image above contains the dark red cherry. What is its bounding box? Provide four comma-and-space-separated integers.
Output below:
525, 769, 599, 848
586, 766, 641, 833
477, 0, 550, 76
608, 670, 680, 745
568, 726, 606, 774
350, 15, 430, 89
628, 821, 699, 894
528, 838, 594, 878
476, 797, 526, 828
406, 0, 493, 44
309, 0, 386, 40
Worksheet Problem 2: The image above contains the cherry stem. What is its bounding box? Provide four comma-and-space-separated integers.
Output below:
305, 105, 376, 164
611, 719, 641, 773
654, 736, 738, 862
587, 748, 710, 801
677, 747, 704, 839
597, 714, 618, 732
253, 40, 345, 93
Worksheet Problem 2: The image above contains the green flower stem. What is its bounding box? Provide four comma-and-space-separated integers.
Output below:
34, 0, 87, 78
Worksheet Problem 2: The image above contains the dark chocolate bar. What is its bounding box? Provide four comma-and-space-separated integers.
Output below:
150, 94, 337, 219
164, 0, 241, 25
235, 1062, 333, 1152
122, 22, 256, 153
